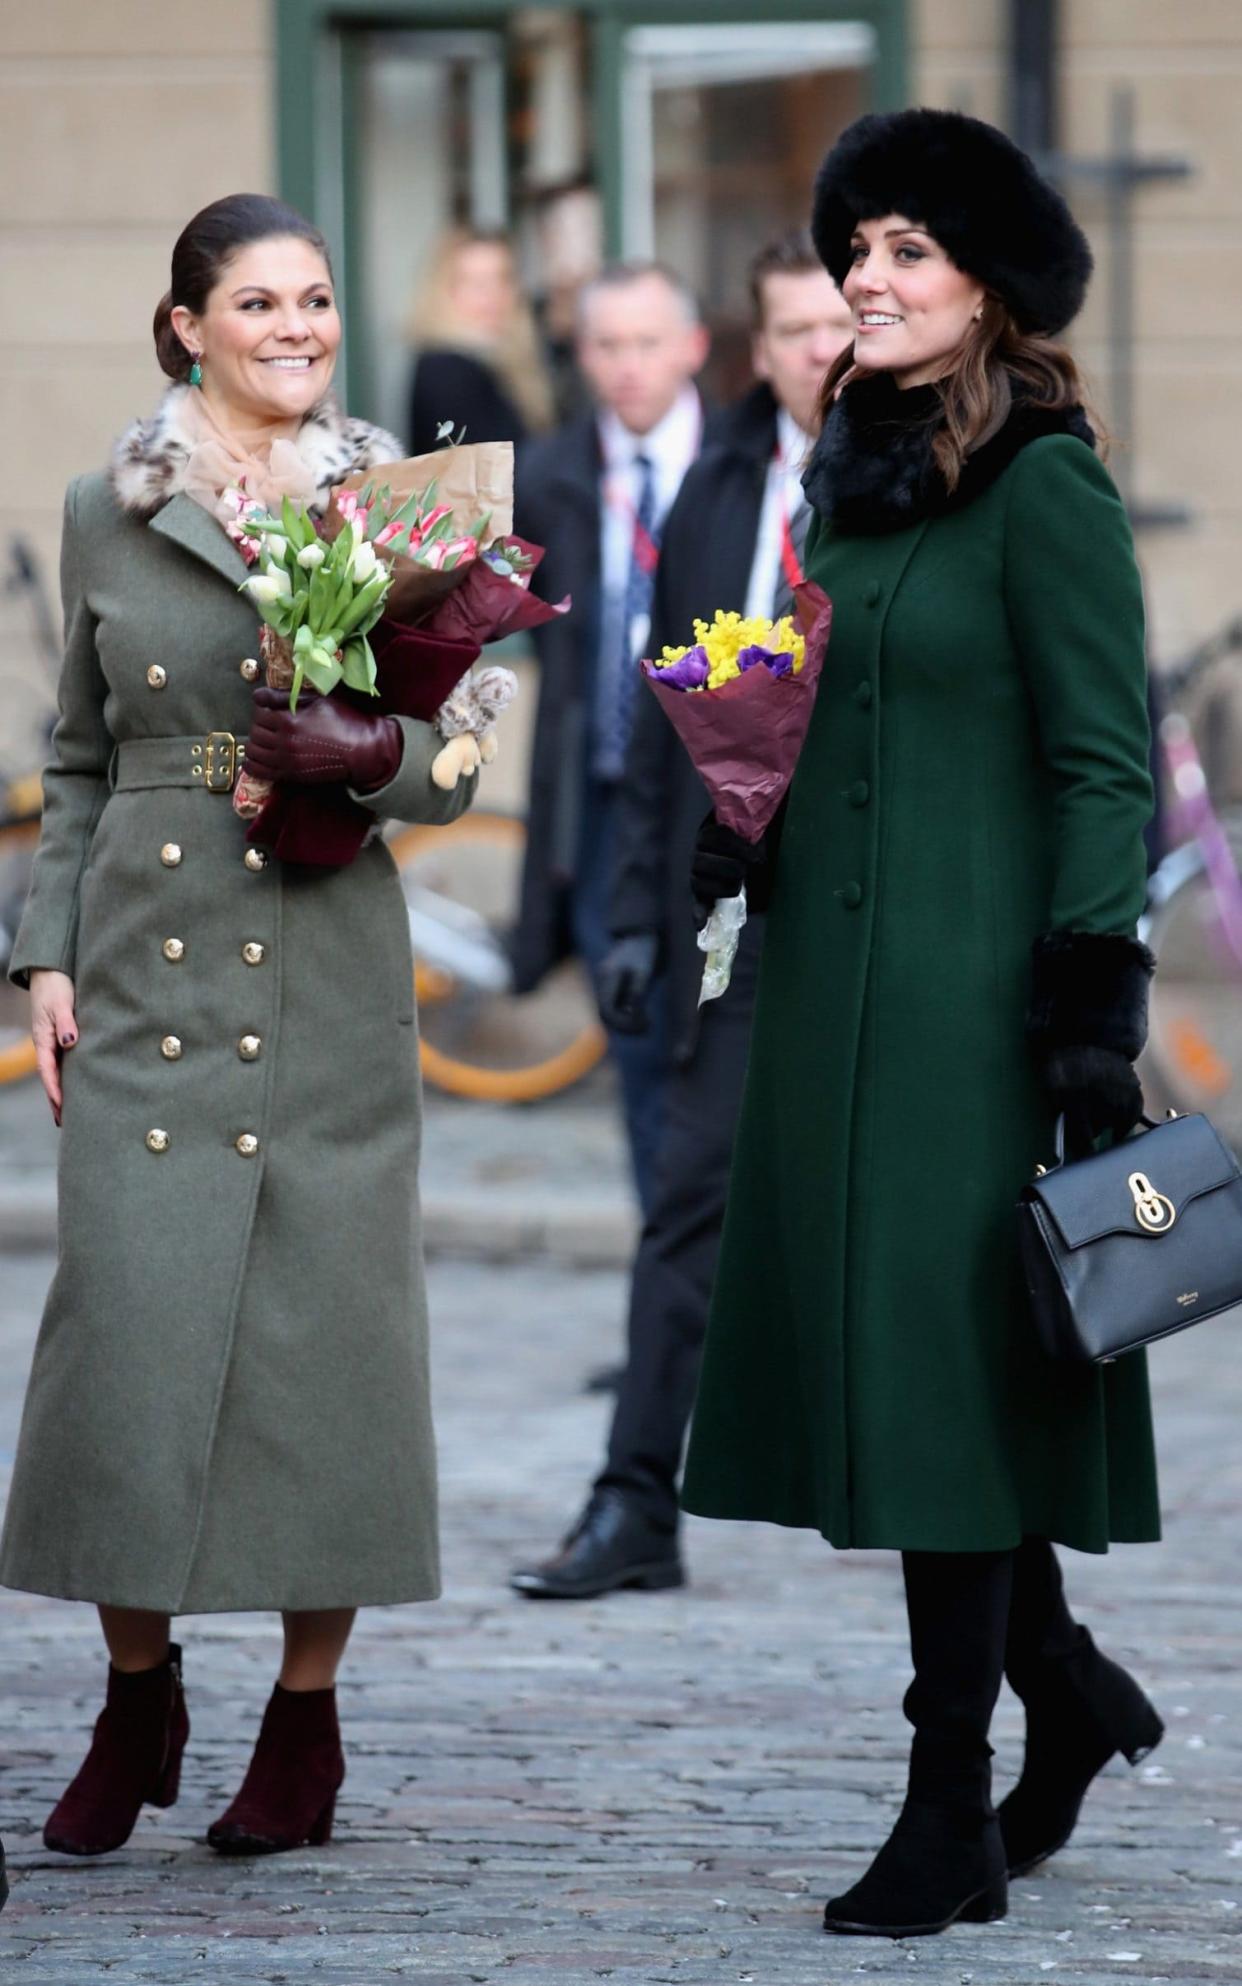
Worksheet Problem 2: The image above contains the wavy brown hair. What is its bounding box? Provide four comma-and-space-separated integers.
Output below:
818, 295, 1106, 489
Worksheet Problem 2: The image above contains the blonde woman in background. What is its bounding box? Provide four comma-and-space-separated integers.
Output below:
407, 227, 554, 453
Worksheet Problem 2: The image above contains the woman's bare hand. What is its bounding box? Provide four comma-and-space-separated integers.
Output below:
29, 969, 78, 1127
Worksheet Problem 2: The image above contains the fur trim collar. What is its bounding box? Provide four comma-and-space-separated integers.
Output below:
109, 385, 404, 520
802, 368, 1097, 535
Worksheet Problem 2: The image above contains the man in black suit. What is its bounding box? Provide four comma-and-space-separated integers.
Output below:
511, 265, 712, 1217
512, 232, 855, 1599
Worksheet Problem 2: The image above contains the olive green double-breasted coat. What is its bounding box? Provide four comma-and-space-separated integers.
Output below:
3, 423, 474, 1614
681, 432, 1161, 1554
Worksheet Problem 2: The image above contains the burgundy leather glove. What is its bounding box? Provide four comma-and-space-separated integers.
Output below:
245, 686, 403, 793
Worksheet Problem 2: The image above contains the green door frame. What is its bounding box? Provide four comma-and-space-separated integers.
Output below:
274, 0, 909, 412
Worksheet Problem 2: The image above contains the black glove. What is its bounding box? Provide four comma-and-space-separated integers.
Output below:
1042, 1044, 1145, 1147
597, 932, 659, 1035
245, 686, 403, 792
691, 816, 766, 930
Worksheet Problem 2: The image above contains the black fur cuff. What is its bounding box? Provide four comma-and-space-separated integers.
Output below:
1027, 930, 1155, 1060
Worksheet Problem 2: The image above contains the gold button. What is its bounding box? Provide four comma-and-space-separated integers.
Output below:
160, 1035, 183, 1061
240, 657, 260, 683
146, 664, 167, 690
241, 941, 265, 966
238, 1034, 262, 1061
160, 843, 183, 868
162, 938, 185, 963
146, 1128, 170, 1153
235, 1133, 259, 1157
243, 847, 268, 872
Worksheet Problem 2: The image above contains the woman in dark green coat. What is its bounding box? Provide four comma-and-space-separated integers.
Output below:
683, 112, 1164, 1939
5, 196, 476, 1861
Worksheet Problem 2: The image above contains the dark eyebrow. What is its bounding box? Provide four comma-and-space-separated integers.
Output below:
849, 226, 932, 243
229, 284, 333, 301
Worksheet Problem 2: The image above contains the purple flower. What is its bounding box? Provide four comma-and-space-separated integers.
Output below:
737, 644, 796, 679
646, 644, 710, 690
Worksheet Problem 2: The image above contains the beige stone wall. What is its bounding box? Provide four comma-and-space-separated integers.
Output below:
916, 0, 1242, 672
0, 3, 272, 768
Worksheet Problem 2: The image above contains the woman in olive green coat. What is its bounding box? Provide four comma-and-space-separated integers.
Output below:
4, 195, 475, 1860
684, 112, 1164, 1940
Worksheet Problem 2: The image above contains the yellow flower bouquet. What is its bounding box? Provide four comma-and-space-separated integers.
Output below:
641, 583, 833, 999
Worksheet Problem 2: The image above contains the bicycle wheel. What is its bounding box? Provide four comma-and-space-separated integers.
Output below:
0, 817, 39, 1086
1143, 811, 1242, 1149
387, 810, 607, 1103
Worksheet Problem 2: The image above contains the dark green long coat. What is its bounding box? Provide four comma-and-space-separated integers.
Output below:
2, 453, 474, 1614
681, 434, 1160, 1554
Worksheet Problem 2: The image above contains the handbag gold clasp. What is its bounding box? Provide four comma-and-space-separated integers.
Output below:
1128, 1169, 1176, 1234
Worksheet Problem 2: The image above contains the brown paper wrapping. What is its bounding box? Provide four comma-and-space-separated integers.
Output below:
325, 441, 516, 625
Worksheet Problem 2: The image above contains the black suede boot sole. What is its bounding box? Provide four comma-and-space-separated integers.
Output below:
823, 1871, 1008, 1938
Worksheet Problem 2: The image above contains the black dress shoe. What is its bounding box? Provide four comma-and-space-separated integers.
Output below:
510, 1489, 685, 1599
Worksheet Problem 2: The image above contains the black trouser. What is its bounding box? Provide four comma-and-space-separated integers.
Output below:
594, 923, 762, 1529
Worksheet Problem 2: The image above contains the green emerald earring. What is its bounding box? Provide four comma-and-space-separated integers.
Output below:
188, 354, 203, 388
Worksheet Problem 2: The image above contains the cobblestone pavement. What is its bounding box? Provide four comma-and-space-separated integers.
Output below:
0, 1242, 1238, 1986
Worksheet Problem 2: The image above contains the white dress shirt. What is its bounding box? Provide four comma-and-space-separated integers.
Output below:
744, 406, 816, 623
591, 386, 704, 778
597, 386, 704, 668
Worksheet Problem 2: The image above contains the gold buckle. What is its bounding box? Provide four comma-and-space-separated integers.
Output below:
203, 731, 240, 793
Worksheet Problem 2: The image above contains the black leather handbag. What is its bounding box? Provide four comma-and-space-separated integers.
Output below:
1017, 1110, 1242, 1363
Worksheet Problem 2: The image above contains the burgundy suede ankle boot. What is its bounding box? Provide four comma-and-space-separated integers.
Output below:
44, 1644, 189, 1856
207, 1683, 344, 1855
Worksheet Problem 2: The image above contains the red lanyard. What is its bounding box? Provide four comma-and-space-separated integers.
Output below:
775, 444, 805, 595
603, 404, 704, 577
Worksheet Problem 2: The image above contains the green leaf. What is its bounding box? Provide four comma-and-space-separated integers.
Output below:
302, 647, 343, 697
337, 569, 389, 637
280, 494, 309, 550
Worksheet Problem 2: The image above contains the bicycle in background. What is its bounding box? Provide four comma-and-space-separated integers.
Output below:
1142, 614, 1242, 1150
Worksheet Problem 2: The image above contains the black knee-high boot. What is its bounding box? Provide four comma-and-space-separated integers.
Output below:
998, 1538, 1163, 1876
823, 1551, 1012, 1938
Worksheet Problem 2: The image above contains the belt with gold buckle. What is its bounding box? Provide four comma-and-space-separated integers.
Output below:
192, 732, 247, 793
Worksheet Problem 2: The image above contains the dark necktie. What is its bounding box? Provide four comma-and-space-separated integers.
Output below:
772, 488, 812, 624
596, 451, 657, 780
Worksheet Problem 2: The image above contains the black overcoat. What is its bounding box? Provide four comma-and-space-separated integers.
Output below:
510, 404, 720, 993
407, 348, 528, 458
610, 384, 779, 1061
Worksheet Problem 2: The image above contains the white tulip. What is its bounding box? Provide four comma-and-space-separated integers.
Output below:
245, 572, 291, 607
350, 540, 379, 584
262, 532, 289, 561
297, 543, 327, 569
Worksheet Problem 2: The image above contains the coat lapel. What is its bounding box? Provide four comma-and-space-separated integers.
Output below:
149, 493, 250, 593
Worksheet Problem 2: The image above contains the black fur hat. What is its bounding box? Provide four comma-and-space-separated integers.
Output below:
811, 108, 1093, 335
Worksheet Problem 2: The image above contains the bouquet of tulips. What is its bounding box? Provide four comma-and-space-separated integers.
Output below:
238, 494, 392, 705
230, 441, 569, 866
642, 585, 833, 999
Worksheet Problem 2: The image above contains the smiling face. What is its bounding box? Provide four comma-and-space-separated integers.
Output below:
843, 214, 986, 388
170, 235, 342, 434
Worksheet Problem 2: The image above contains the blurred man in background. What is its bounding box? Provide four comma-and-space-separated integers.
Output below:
512, 233, 854, 1599
512, 264, 713, 1218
